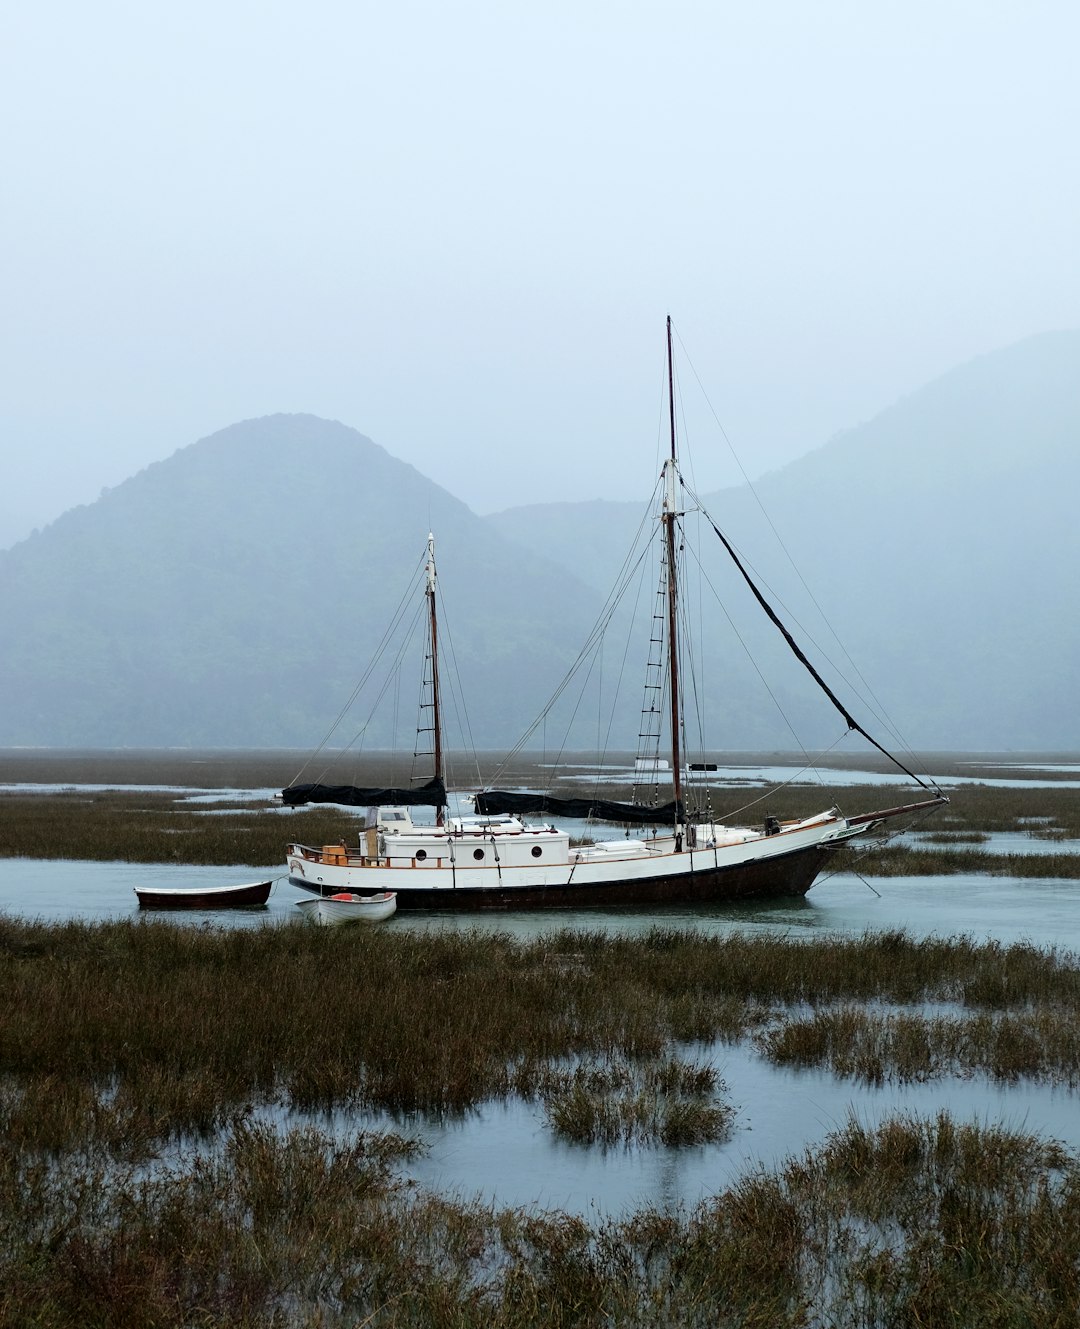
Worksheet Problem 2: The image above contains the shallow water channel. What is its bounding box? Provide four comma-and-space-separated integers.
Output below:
5, 854, 1080, 1215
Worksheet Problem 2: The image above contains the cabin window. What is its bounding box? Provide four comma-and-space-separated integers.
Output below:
531, 846, 542, 857
415, 849, 427, 861
473, 848, 485, 861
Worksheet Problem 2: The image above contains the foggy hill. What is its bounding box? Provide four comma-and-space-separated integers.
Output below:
4, 332, 1079, 754
488, 332, 1080, 750
0, 415, 601, 748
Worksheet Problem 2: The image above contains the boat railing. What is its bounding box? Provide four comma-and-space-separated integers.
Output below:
290, 842, 367, 868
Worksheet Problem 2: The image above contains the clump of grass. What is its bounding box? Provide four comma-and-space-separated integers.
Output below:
759, 1005, 1080, 1086
536, 1054, 732, 1148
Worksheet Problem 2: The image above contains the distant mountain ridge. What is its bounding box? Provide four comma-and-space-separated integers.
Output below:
2, 332, 1079, 750
0, 414, 601, 747
486, 331, 1080, 749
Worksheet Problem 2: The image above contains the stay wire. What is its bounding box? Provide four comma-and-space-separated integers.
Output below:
288, 548, 428, 787
679, 473, 941, 794
485, 481, 663, 788
673, 324, 931, 781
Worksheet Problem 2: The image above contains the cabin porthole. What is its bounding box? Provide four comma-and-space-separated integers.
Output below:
531, 846, 543, 858
473, 848, 485, 861
415, 849, 427, 861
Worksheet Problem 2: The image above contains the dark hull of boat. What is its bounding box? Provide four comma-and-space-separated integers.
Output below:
292, 844, 831, 911
135, 880, 273, 910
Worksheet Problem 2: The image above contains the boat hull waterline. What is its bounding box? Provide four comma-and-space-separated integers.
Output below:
135, 880, 274, 910
286, 819, 858, 911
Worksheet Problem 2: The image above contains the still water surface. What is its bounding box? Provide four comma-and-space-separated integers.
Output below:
2, 856, 1078, 950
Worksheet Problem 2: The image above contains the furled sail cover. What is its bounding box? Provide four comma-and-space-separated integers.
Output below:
474, 791, 683, 825
281, 776, 447, 808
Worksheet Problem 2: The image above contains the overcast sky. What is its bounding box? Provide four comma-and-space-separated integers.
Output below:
2, 0, 1077, 547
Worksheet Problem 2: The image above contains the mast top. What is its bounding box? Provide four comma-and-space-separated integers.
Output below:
666, 315, 677, 465
426, 532, 436, 594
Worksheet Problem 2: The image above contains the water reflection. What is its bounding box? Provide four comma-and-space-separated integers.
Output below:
401, 1042, 1080, 1217
2, 859, 1080, 953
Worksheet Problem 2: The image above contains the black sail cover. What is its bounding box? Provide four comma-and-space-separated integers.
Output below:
474, 791, 683, 825
281, 776, 447, 808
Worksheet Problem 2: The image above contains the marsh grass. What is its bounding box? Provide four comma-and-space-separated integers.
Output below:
5, 921, 1080, 1158
535, 1054, 732, 1147
760, 1005, 1080, 1086
3, 1112, 1080, 1327
5, 920, 1080, 1322
0, 789, 351, 866
836, 841, 1080, 877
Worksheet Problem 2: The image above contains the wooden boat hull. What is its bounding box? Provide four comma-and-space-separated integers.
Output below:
135, 880, 273, 909
295, 892, 397, 925
288, 842, 831, 911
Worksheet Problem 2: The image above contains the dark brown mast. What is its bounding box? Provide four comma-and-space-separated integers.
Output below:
663, 317, 683, 835
425, 532, 445, 827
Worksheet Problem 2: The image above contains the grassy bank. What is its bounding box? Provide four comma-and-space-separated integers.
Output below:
4, 920, 1080, 1325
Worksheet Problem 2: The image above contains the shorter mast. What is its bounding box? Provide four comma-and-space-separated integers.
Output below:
425, 532, 445, 827
663, 316, 684, 836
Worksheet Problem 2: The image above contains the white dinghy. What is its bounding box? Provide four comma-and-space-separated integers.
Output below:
295, 891, 397, 927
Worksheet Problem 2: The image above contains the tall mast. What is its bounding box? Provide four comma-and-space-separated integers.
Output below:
663, 316, 684, 832
425, 532, 445, 827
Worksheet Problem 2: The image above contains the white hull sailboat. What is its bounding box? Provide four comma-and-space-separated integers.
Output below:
284, 320, 946, 910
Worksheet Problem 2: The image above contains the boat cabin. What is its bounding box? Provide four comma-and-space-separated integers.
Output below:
370, 808, 571, 868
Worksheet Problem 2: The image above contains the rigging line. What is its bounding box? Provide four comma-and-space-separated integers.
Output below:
678, 470, 937, 783
543, 636, 610, 801
680, 475, 894, 732
681, 532, 817, 770
690, 490, 938, 793
597, 537, 652, 780
633, 553, 668, 808
719, 732, 850, 825
673, 328, 929, 776
289, 547, 428, 785
671, 512, 709, 766
485, 528, 658, 787
435, 583, 483, 792
675, 563, 707, 784
328, 598, 427, 782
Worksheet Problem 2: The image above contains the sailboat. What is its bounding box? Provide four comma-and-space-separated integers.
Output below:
283, 320, 947, 909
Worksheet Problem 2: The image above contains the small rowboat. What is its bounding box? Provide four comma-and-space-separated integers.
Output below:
134, 880, 273, 910
295, 891, 397, 926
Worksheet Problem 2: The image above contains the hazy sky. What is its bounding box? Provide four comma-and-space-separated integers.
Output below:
3, 0, 1078, 546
